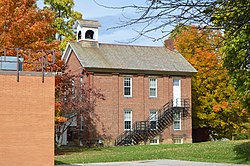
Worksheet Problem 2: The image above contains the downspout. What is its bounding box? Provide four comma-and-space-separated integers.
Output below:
87, 70, 91, 147
83, 67, 91, 147
117, 74, 120, 137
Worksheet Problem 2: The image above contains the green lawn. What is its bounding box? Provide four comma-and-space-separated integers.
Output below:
55, 140, 250, 165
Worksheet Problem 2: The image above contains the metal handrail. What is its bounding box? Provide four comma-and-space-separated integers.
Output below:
0, 48, 56, 82
115, 98, 190, 145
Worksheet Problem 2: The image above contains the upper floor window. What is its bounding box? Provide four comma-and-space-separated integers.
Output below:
149, 78, 157, 97
173, 111, 181, 131
85, 30, 94, 39
124, 77, 132, 97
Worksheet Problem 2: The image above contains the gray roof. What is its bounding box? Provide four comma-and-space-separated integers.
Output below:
77, 19, 101, 28
68, 42, 197, 74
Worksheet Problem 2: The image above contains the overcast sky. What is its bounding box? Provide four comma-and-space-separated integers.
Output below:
37, 0, 171, 46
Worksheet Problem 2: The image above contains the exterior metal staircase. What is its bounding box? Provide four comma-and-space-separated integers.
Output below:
115, 98, 190, 146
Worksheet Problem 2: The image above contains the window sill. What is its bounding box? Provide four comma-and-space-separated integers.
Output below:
173, 129, 181, 131
124, 129, 132, 131
124, 96, 133, 98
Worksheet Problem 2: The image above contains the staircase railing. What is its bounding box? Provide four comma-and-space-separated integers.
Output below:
115, 98, 190, 146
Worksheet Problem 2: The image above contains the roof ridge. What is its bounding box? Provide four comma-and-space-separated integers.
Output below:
98, 42, 164, 48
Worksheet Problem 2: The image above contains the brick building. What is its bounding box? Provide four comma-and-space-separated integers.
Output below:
0, 72, 54, 166
0, 50, 55, 166
62, 19, 197, 146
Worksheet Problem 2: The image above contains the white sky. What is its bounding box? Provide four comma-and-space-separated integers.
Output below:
37, 0, 171, 46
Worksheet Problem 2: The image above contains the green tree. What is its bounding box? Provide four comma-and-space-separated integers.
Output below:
170, 26, 249, 138
44, 0, 82, 50
212, 0, 250, 111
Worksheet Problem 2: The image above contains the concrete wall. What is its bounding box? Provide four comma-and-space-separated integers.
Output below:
0, 72, 54, 166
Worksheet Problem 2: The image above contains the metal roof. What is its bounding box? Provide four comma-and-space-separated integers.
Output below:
68, 42, 197, 74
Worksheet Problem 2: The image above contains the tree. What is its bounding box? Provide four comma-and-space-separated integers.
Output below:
0, 0, 64, 72
212, 0, 250, 110
100, 0, 250, 112
170, 26, 249, 139
0, 0, 58, 50
55, 71, 104, 149
44, 0, 82, 50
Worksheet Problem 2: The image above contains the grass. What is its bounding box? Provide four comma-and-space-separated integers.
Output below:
55, 140, 250, 165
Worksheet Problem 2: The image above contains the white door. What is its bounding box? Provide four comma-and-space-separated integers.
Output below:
173, 79, 181, 106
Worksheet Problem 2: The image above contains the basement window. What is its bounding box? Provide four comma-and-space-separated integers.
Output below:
150, 139, 159, 145
173, 138, 183, 144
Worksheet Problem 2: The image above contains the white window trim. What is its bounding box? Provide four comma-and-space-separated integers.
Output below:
173, 138, 183, 144
150, 138, 159, 145
173, 111, 181, 131
124, 110, 132, 131
149, 78, 157, 98
149, 110, 158, 130
124, 77, 132, 97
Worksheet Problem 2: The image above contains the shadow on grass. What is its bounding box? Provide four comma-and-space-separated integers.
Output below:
233, 141, 250, 164
55, 160, 69, 165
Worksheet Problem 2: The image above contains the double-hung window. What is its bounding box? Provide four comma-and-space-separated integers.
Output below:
149, 110, 158, 130
173, 111, 181, 131
124, 110, 132, 130
124, 77, 132, 97
149, 78, 157, 97
71, 79, 75, 97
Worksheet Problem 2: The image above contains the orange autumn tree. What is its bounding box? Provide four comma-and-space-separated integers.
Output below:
0, 0, 63, 71
169, 26, 249, 139
0, 0, 57, 49
0, 0, 65, 135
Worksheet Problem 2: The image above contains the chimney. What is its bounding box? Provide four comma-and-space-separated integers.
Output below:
164, 39, 175, 51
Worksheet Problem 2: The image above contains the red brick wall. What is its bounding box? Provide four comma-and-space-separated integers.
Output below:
0, 72, 55, 166
66, 51, 82, 74
90, 74, 192, 143
66, 51, 193, 144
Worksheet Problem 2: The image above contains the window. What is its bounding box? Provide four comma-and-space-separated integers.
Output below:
149, 78, 157, 97
78, 31, 82, 40
150, 139, 159, 144
80, 114, 84, 131
149, 110, 158, 130
80, 76, 84, 88
124, 77, 132, 97
124, 110, 132, 130
85, 30, 94, 39
173, 111, 181, 130
71, 79, 75, 96
67, 114, 77, 127
173, 138, 183, 144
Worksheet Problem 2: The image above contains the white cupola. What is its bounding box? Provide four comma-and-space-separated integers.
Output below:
75, 19, 101, 42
